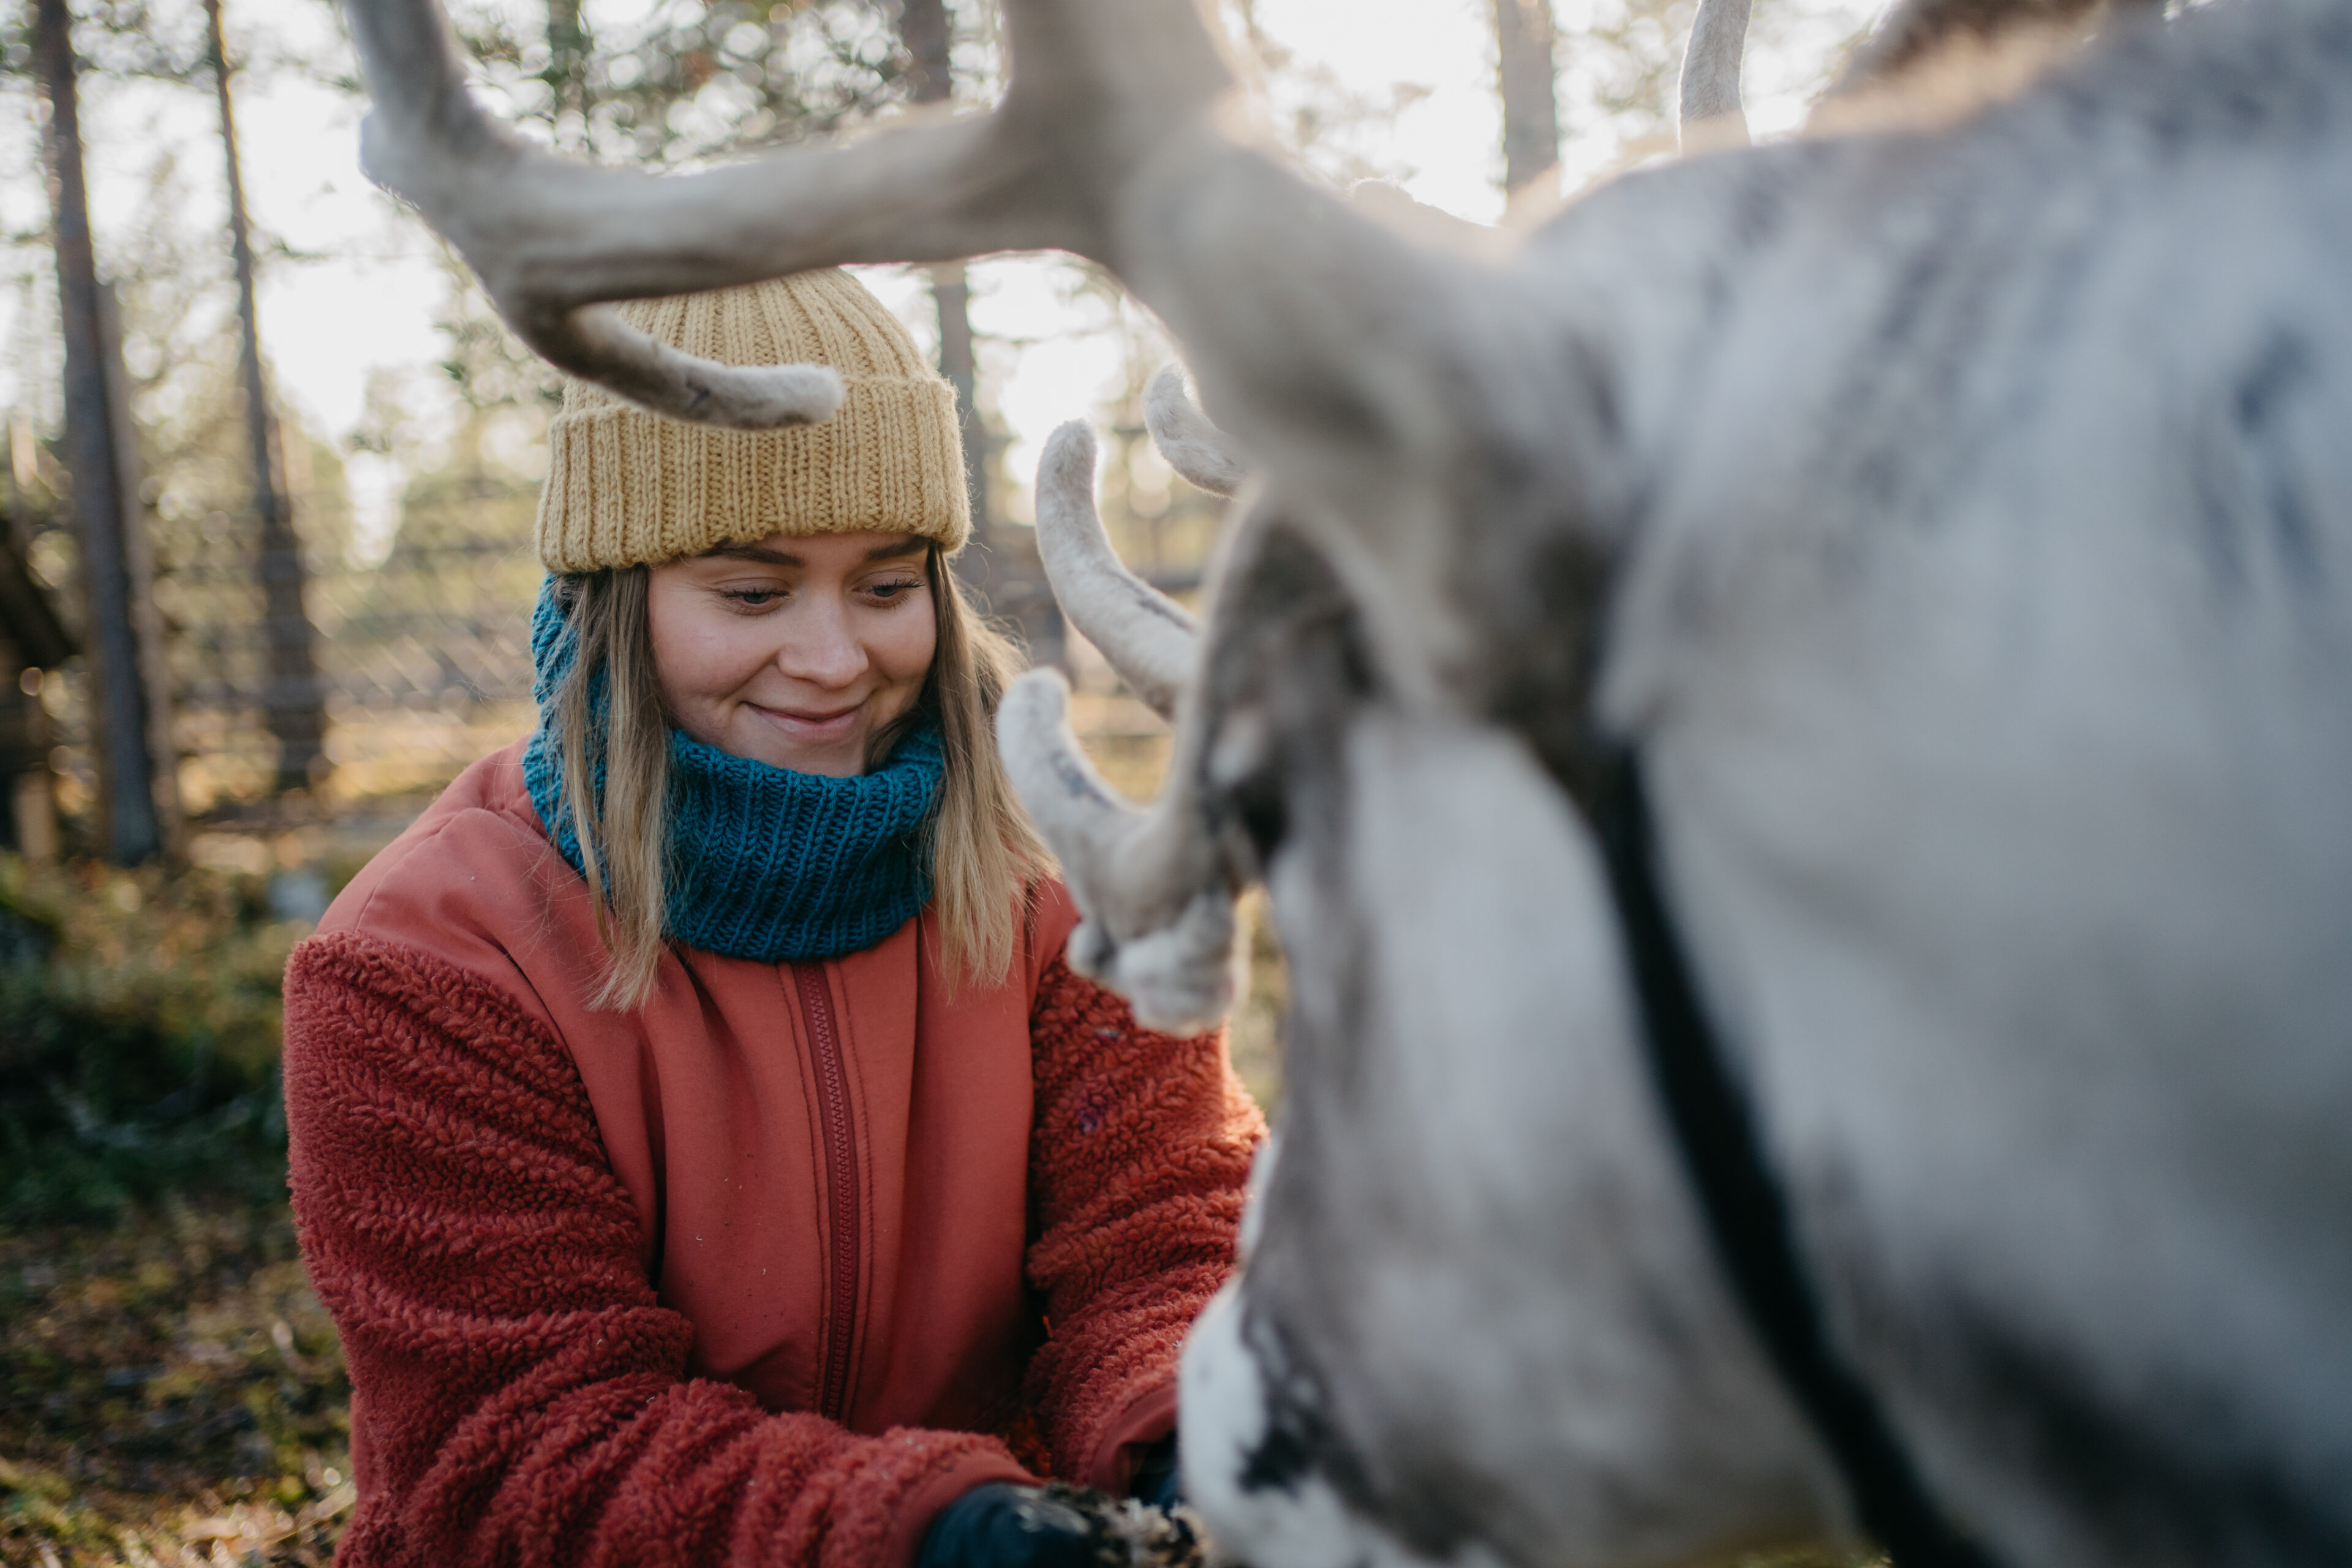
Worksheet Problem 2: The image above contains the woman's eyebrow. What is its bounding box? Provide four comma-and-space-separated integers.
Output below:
703, 540, 924, 566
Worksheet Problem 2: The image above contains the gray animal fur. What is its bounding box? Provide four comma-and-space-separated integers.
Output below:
348, 0, 2352, 1560
1830, 0, 2145, 95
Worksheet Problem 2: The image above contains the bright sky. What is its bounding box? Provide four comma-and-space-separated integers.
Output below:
1, 0, 1875, 551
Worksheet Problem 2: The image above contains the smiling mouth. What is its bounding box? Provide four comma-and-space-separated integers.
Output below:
746, 700, 864, 737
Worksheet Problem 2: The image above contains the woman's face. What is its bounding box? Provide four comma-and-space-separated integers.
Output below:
646, 530, 937, 778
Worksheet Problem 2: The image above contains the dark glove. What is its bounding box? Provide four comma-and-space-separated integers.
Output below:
918, 1483, 1109, 1568
1128, 1434, 1182, 1511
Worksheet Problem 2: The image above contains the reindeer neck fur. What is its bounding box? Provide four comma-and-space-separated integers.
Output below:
1561, 3, 2352, 1563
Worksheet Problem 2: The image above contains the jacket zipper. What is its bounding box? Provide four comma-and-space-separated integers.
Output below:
792, 962, 861, 1423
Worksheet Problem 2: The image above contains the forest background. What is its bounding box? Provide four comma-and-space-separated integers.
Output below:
0, 0, 1875, 1559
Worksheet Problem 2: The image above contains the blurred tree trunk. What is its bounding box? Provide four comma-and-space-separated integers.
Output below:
898, 0, 990, 546
1494, 0, 1561, 194
928, 268, 994, 543
206, 0, 328, 796
897, 0, 953, 105
895, 0, 1063, 664
545, 0, 590, 144
97, 284, 183, 853
33, 0, 173, 863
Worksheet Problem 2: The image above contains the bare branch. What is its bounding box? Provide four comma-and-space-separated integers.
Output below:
1679, 0, 1754, 147
1035, 421, 1200, 720
1143, 368, 1251, 499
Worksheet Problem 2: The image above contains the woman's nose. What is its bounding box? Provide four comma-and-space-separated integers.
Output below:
774, 599, 869, 688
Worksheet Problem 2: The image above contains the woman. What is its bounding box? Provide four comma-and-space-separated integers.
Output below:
281, 271, 1264, 1568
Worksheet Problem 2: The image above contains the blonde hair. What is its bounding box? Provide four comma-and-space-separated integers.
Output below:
552, 544, 1052, 1010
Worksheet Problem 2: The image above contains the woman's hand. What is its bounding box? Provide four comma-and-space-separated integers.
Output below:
1128, 1435, 1182, 1512
918, 1484, 1102, 1568
917, 1479, 1202, 1568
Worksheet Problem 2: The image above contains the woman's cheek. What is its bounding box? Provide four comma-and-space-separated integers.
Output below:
654, 615, 772, 731
876, 599, 940, 691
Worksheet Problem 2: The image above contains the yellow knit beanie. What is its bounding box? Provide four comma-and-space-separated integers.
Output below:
535, 270, 970, 571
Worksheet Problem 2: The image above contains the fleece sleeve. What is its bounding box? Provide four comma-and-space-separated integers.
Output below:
281, 933, 1030, 1568
1019, 954, 1267, 1493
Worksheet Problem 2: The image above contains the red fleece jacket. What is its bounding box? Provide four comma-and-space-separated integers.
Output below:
281, 744, 1264, 1568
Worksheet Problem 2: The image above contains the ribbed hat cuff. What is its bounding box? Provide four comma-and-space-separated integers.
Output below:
536, 375, 971, 572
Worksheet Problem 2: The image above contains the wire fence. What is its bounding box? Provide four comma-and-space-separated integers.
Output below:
118, 519, 1102, 819
25, 493, 545, 826
23, 404, 1209, 842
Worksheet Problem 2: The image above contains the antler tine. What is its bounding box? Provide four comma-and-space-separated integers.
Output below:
345, 0, 1230, 425
994, 670, 1142, 976
1144, 368, 1253, 499
1679, 0, 1754, 146
531, 306, 846, 428
996, 668, 1140, 883
1035, 421, 1200, 722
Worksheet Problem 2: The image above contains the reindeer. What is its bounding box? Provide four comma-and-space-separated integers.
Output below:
342, 0, 2352, 1560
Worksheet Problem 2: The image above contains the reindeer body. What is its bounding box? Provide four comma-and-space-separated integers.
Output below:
1172, 7, 2352, 1564
346, 0, 2352, 1559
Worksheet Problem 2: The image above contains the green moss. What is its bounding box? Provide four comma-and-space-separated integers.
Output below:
0, 856, 303, 1224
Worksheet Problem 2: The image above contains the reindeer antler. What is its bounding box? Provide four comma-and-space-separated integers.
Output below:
350, 0, 1572, 670
998, 420, 1240, 1033
1679, 0, 1754, 146
997, 669, 1237, 1033
345, 0, 1231, 424
355, 0, 1615, 1034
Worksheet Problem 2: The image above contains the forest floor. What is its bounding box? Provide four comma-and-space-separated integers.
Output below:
0, 832, 365, 1568
0, 1199, 352, 1568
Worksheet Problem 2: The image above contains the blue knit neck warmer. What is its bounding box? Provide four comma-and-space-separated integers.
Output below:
520, 580, 945, 965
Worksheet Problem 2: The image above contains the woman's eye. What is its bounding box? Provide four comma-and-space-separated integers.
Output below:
865, 578, 923, 603
723, 587, 783, 609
